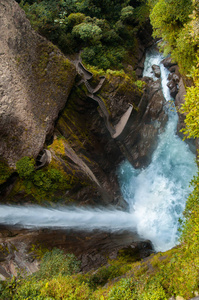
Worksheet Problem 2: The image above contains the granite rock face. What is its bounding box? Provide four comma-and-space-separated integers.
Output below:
119, 77, 168, 168
0, 226, 153, 276
0, 0, 76, 168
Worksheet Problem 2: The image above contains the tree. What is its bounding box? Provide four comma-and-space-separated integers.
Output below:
150, 0, 193, 55
16, 156, 35, 179
120, 5, 134, 23
72, 22, 102, 43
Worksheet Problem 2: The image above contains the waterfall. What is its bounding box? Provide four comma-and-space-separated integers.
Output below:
118, 48, 197, 251
0, 49, 197, 252
0, 205, 136, 231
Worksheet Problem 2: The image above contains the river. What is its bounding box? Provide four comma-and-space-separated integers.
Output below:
118, 48, 197, 251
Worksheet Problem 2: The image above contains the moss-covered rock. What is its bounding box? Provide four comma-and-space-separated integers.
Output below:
0, 0, 76, 169
0, 159, 13, 185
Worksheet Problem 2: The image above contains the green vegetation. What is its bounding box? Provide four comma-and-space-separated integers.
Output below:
0, 159, 13, 185
0, 249, 84, 300
16, 156, 35, 179
150, 0, 198, 74
180, 56, 199, 138
35, 248, 80, 279
17, 0, 150, 70
14, 155, 74, 202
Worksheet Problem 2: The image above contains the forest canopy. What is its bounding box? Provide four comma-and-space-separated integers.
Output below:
17, 0, 150, 69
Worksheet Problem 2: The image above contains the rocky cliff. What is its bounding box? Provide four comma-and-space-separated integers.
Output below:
0, 0, 76, 169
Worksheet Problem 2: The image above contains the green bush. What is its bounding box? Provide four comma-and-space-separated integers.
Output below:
13, 280, 44, 300
19, 0, 148, 70
120, 6, 134, 23
16, 156, 35, 179
36, 248, 80, 280
180, 59, 199, 138
108, 278, 137, 300
81, 44, 126, 70
40, 275, 91, 300
139, 282, 167, 300
72, 22, 102, 43
0, 160, 12, 184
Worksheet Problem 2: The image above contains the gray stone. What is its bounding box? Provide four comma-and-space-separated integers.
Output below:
152, 64, 161, 78
0, 0, 76, 168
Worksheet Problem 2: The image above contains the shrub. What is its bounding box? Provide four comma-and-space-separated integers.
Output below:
180, 59, 199, 139
0, 160, 12, 184
108, 278, 137, 300
120, 6, 134, 23
13, 280, 44, 300
16, 156, 35, 179
72, 22, 102, 43
40, 275, 91, 300
138, 282, 167, 300
36, 248, 80, 280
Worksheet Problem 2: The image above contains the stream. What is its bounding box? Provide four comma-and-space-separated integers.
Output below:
0, 49, 197, 252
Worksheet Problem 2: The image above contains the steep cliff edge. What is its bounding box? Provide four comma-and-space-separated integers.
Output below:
0, 0, 76, 170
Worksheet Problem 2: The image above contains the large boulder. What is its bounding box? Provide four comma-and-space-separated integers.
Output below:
152, 64, 161, 78
0, 0, 76, 168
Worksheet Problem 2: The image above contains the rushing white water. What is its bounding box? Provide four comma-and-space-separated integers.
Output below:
0, 205, 136, 230
118, 48, 197, 251
0, 49, 197, 252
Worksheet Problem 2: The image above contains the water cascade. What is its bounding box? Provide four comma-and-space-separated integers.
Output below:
118, 48, 197, 251
0, 49, 197, 252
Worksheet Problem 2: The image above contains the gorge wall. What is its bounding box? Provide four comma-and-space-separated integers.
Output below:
1, 0, 167, 207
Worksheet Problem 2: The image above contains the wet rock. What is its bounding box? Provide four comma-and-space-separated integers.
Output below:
167, 73, 179, 98
161, 57, 177, 68
152, 64, 161, 78
133, 20, 153, 78
0, 226, 154, 275
120, 77, 168, 168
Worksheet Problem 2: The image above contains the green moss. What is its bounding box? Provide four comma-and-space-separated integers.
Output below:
0, 159, 13, 185
117, 75, 141, 96
56, 90, 93, 147
16, 156, 35, 179
33, 41, 75, 88
49, 137, 66, 156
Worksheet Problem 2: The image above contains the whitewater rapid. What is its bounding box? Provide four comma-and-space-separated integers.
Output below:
0, 49, 197, 252
118, 48, 197, 251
